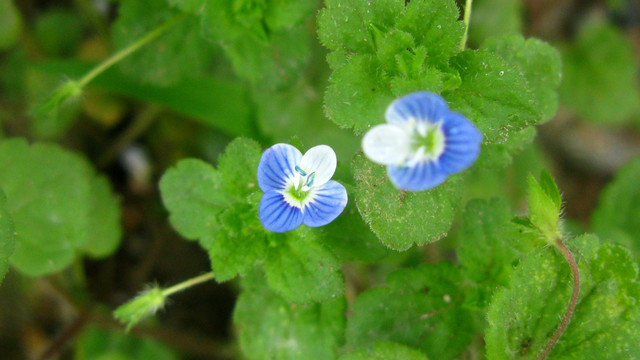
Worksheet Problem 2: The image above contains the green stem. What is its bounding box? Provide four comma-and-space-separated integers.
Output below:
162, 271, 216, 297
536, 239, 580, 360
460, 0, 473, 51
77, 14, 185, 88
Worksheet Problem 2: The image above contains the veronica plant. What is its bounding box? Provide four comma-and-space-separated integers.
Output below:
362, 92, 482, 191
257, 144, 348, 232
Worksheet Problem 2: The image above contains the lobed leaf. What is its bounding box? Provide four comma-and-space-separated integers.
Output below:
265, 227, 344, 303
346, 262, 475, 360
486, 234, 640, 359
340, 342, 428, 360
234, 274, 346, 360
352, 153, 461, 251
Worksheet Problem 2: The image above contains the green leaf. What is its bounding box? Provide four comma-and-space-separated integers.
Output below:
592, 156, 640, 258
265, 226, 344, 303
0, 139, 121, 276
113, 0, 214, 86
486, 234, 640, 359
320, 0, 463, 134
81, 175, 122, 258
159, 159, 231, 246
444, 50, 541, 144
0, 0, 23, 51
324, 54, 396, 135
560, 19, 640, 125
217, 137, 262, 199
167, 0, 206, 14
0, 188, 15, 284
482, 34, 562, 122
208, 202, 267, 281
234, 274, 346, 360
346, 262, 475, 360
352, 153, 461, 251
341, 342, 429, 360
394, 0, 464, 67
0, 139, 90, 275
527, 173, 561, 243
318, 0, 403, 55
75, 325, 178, 360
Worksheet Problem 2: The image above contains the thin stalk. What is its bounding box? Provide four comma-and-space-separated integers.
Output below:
162, 271, 216, 297
536, 239, 580, 360
460, 0, 473, 51
77, 14, 185, 88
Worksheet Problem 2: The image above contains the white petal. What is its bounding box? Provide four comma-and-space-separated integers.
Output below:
361, 124, 412, 165
299, 145, 337, 187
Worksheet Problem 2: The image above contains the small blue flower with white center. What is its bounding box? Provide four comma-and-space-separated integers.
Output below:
258, 144, 348, 233
362, 92, 482, 191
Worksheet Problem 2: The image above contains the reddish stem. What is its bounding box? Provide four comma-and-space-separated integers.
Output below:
536, 239, 580, 360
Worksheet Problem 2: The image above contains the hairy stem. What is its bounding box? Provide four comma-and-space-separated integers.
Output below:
536, 239, 580, 360
77, 14, 185, 88
162, 271, 216, 297
460, 0, 473, 51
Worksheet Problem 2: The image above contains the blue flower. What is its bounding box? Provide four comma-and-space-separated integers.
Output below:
257, 144, 348, 233
362, 92, 482, 191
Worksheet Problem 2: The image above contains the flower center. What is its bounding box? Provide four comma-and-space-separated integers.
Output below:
282, 166, 317, 208
410, 122, 445, 160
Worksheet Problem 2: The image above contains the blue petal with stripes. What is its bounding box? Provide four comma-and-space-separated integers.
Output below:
362, 92, 483, 192
257, 143, 348, 232
303, 180, 348, 227
257, 143, 302, 192
259, 190, 304, 233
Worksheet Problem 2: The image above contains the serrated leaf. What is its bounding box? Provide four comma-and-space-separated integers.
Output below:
113, 0, 213, 86
75, 325, 178, 360
82, 175, 121, 258
592, 156, 640, 258
444, 50, 540, 144
394, 0, 464, 66
318, 0, 403, 55
234, 274, 346, 360
486, 234, 640, 359
324, 54, 396, 134
208, 202, 267, 281
0, 188, 15, 284
265, 226, 344, 303
482, 34, 562, 122
320, 0, 463, 134
217, 137, 262, 198
159, 159, 231, 247
0, 139, 120, 276
560, 19, 640, 125
527, 173, 561, 243
341, 342, 428, 360
352, 153, 461, 251
346, 262, 475, 360
0, 139, 90, 274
